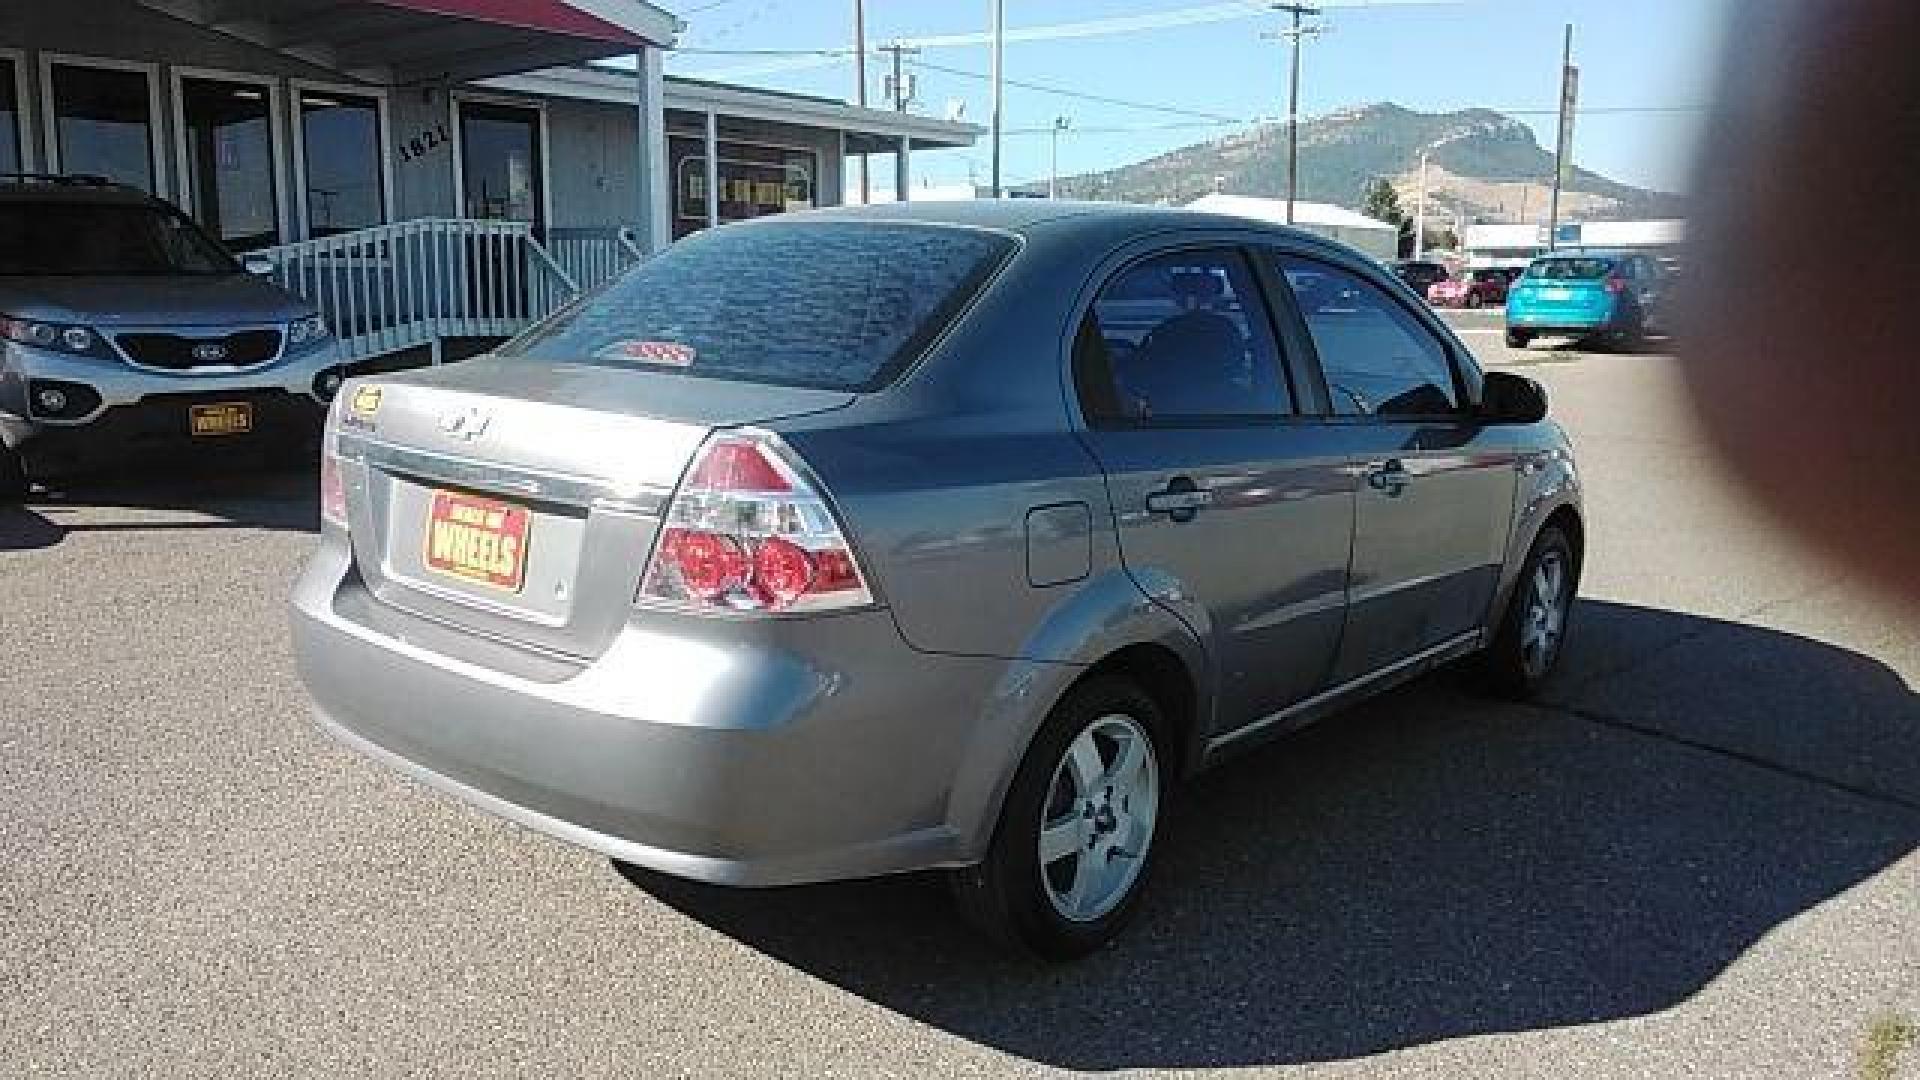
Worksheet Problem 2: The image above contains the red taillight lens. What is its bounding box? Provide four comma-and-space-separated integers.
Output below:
1604, 274, 1627, 294
639, 432, 874, 614
659, 528, 749, 599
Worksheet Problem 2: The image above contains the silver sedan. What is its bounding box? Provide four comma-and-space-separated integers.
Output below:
291, 201, 1582, 959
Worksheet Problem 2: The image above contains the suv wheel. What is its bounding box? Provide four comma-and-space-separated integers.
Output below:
1474, 525, 1576, 698
949, 674, 1166, 961
0, 444, 26, 504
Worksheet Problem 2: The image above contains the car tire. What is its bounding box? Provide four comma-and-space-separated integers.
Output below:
0, 444, 26, 504
1504, 328, 1533, 349
948, 674, 1167, 961
1473, 525, 1577, 698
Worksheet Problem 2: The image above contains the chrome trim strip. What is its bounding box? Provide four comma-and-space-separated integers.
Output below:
338, 431, 670, 515
1205, 629, 1484, 757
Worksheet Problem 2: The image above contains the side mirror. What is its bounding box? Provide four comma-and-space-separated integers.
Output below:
242, 253, 276, 276
1480, 370, 1548, 424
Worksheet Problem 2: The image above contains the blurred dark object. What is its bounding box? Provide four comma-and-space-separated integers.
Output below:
1682, 0, 1920, 607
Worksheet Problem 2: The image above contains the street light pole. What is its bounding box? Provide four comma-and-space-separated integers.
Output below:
1273, 4, 1320, 225
1049, 116, 1070, 199
989, 0, 1005, 198
1547, 22, 1576, 250
853, 0, 869, 204
1414, 149, 1429, 260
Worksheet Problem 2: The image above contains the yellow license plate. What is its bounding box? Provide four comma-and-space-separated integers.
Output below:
424, 489, 531, 593
189, 401, 253, 436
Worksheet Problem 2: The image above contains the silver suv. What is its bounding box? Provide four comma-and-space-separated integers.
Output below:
291, 202, 1582, 959
0, 175, 338, 497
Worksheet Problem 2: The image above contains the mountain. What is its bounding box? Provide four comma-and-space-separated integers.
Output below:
1054, 103, 1686, 224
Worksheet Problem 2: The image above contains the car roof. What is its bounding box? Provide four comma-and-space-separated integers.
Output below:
1536, 249, 1636, 260
781, 198, 1349, 251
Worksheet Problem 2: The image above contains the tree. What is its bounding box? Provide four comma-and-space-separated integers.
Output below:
1361, 177, 1405, 226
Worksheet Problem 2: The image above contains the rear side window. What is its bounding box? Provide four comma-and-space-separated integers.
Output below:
1525, 257, 1613, 280
500, 222, 1014, 392
1275, 254, 1460, 418
1077, 247, 1292, 424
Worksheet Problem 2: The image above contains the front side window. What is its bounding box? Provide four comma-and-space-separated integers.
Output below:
300, 90, 386, 236
0, 203, 237, 276
1276, 254, 1460, 418
180, 78, 279, 250
1079, 248, 1291, 423
500, 222, 1013, 392
49, 63, 155, 192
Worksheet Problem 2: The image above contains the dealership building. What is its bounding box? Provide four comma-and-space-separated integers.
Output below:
0, 0, 977, 365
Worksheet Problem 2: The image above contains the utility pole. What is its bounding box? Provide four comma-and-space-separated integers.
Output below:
989, 0, 1005, 198
879, 41, 919, 112
1272, 4, 1321, 225
1413, 149, 1429, 260
1547, 23, 1576, 250
853, 0, 869, 203
1049, 116, 1071, 198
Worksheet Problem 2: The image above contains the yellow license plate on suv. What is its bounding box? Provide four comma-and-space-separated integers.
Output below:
188, 401, 253, 436
424, 489, 531, 593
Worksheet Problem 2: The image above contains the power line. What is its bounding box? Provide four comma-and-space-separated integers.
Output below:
908, 57, 1240, 123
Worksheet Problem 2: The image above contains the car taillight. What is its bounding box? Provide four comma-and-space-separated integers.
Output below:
1604, 274, 1628, 294
319, 406, 348, 531
639, 431, 873, 614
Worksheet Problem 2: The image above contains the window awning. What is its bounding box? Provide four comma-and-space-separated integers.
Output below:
134, 0, 679, 85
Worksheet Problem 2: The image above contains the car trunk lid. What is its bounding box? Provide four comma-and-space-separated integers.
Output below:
337, 359, 854, 659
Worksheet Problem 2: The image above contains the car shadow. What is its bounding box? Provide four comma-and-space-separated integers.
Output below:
615, 599, 1919, 1070
1, 460, 318, 552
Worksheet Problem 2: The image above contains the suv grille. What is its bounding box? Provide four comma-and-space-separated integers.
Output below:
116, 330, 282, 370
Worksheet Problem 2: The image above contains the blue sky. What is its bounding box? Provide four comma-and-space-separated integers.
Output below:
665, 0, 1733, 199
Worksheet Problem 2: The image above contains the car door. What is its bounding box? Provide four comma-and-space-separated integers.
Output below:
1268, 250, 1519, 684
1072, 242, 1353, 734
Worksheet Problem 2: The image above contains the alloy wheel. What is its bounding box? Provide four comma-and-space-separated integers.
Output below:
1037, 713, 1159, 923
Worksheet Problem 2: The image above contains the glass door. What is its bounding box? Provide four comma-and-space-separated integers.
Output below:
458, 101, 543, 232
178, 76, 280, 250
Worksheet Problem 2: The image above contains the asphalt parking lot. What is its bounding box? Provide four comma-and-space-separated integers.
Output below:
3, 316, 1916, 1078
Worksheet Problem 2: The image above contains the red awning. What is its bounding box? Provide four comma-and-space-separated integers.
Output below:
369, 0, 650, 45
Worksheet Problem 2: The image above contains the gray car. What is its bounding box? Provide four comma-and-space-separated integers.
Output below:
291, 201, 1582, 959
0, 175, 338, 497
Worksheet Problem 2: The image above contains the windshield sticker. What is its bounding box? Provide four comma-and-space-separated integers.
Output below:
601, 340, 698, 368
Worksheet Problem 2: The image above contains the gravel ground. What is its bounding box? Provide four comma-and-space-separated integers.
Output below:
2, 326, 1915, 1078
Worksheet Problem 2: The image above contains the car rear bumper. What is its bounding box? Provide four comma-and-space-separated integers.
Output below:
1505, 307, 1617, 331
289, 540, 1009, 887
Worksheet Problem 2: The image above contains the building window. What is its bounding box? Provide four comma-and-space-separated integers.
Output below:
178, 77, 280, 250
298, 89, 385, 236
48, 61, 157, 192
0, 57, 22, 174
668, 134, 816, 240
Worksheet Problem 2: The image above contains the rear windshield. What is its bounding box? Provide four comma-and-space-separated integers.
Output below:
0, 202, 238, 276
1526, 257, 1614, 280
500, 221, 1017, 392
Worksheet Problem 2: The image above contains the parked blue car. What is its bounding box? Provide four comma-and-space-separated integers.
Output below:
1504, 250, 1664, 350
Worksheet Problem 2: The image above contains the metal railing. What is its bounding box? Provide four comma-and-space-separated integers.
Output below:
259, 219, 619, 367
547, 226, 646, 294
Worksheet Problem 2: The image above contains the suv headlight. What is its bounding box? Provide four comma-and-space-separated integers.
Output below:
0, 315, 114, 360
286, 314, 330, 348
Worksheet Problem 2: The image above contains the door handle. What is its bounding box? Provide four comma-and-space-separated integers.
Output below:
1146, 478, 1212, 522
1367, 460, 1413, 495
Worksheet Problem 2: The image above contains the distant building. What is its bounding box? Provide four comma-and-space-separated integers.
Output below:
1184, 194, 1398, 260
1464, 220, 1686, 268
